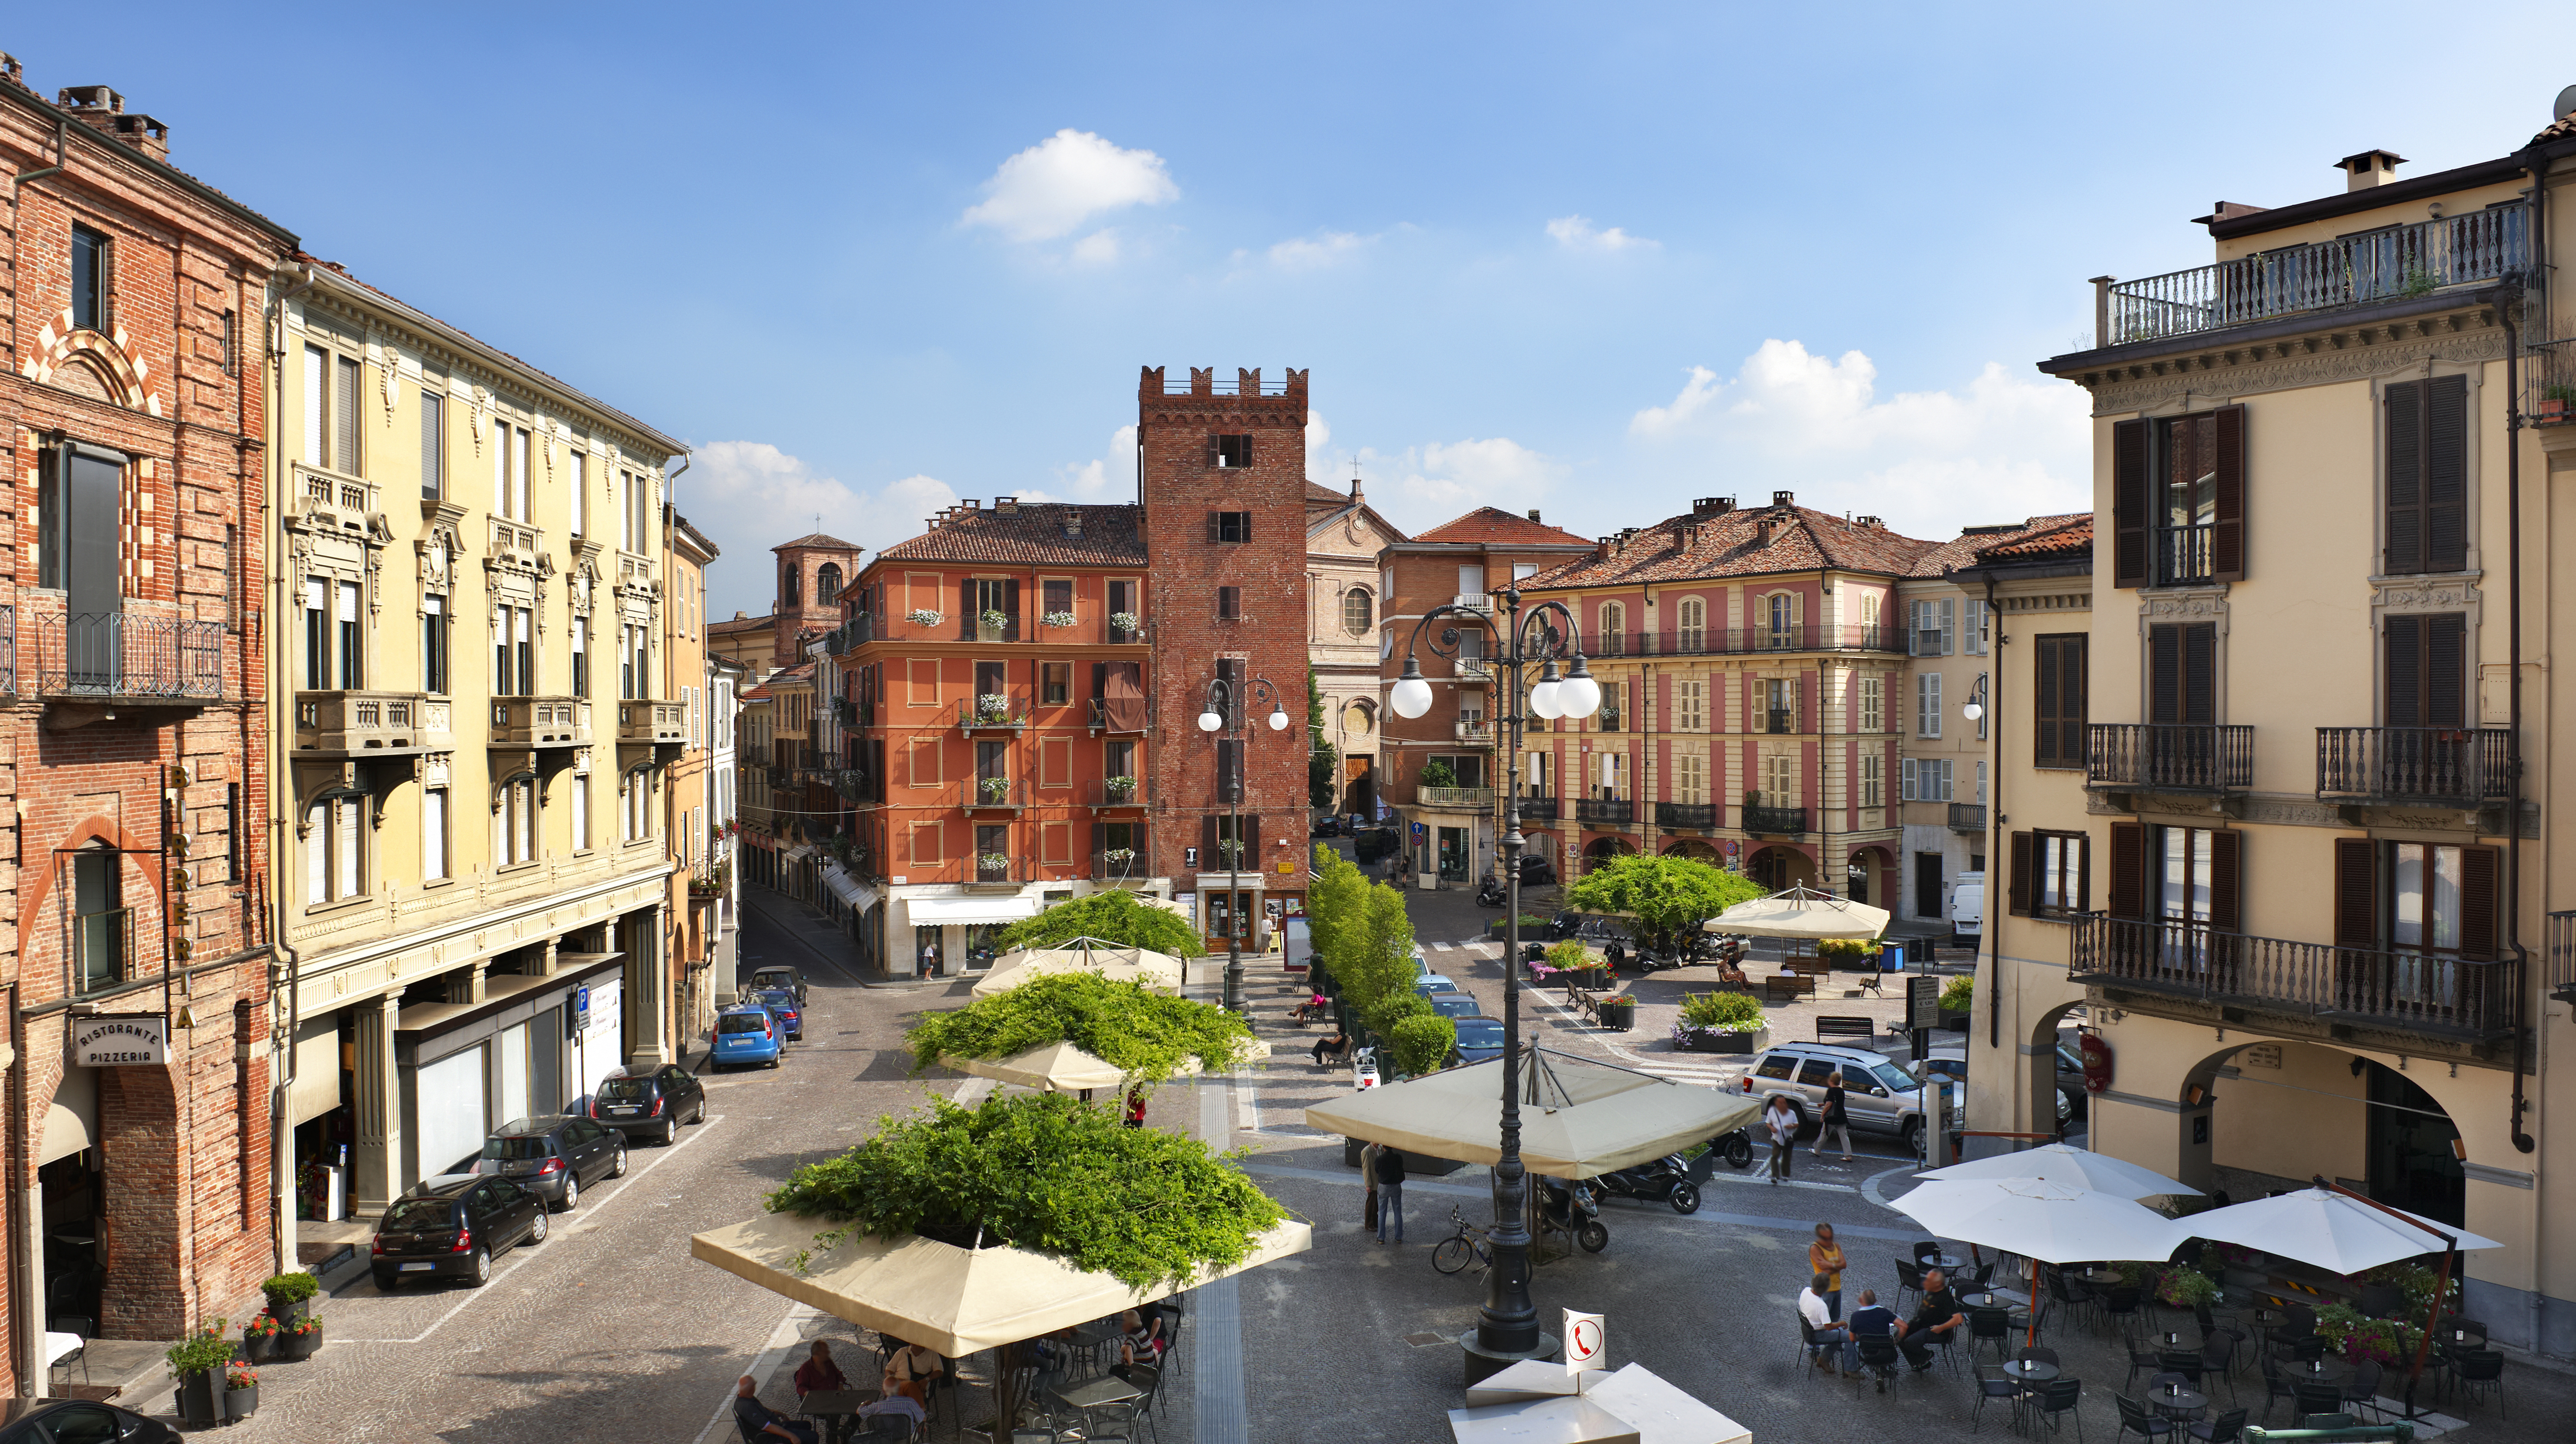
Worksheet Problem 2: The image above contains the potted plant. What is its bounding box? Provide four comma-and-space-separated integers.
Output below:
1673, 990, 1769, 1053
1109, 610, 1140, 638
979, 606, 1010, 635
979, 776, 1012, 802
905, 607, 944, 628
976, 693, 1011, 722
165, 1321, 232, 1427
2155, 1265, 2221, 1311
261, 1270, 320, 1324
1042, 610, 1078, 629
279, 1313, 325, 1361
2542, 384, 2576, 424
1938, 974, 1974, 1031
224, 1363, 259, 1421
1103, 775, 1136, 801
241, 1311, 281, 1364
977, 852, 1011, 877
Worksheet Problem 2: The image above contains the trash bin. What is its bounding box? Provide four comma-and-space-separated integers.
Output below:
1598, 996, 1636, 1032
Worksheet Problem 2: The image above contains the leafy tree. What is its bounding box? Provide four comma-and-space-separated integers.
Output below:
1388, 1013, 1458, 1077
766, 1092, 1286, 1291
1307, 669, 1339, 809
1341, 879, 1419, 1014
1362, 989, 1431, 1041
905, 972, 1256, 1083
995, 889, 1205, 957
1306, 844, 1369, 990
1418, 759, 1459, 790
1566, 851, 1764, 958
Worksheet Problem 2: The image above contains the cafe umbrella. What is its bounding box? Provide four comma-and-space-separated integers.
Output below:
1305, 1045, 1760, 1178
1705, 884, 1890, 942
1917, 1143, 2201, 1202
938, 1037, 1271, 1096
1890, 1177, 2187, 1346
971, 936, 1185, 997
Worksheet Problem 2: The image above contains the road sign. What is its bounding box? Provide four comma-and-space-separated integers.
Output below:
1564, 1310, 1606, 1375
1907, 974, 1941, 1032
575, 986, 592, 1034
1723, 840, 1740, 856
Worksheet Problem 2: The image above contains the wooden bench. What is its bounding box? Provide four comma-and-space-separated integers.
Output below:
1815, 1015, 1878, 1045
1763, 973, 1814, 1003
1564, 984, 1631, 1028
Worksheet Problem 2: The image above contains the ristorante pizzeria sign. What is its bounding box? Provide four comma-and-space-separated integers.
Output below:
72, 1015, 169, 1067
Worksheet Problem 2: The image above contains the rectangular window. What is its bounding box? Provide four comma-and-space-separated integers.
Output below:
1964, 598, 1988, 656
336, 355, 362, 477
1675, 752, 1706, 805
1931, 759, 1953, 802
2384, 612, 2467, 728
1676, 679, 1705, 732
1859, 752, 1884, 807
570, 616, 588, 697
2010, 829, 2090, 918
571, 777, 590, 852
304, 344, 328, 467
336, 580, 363, 689
1916, 671, 1942, 737
71, 224, 109, 333
1210, 434, 1252, 468
2033, 634, 2088, 769
423, 787, 450, 882
512, 428, 532, 523
2148, 621, 2216, 725
1207, 511, 1252, 543
568, 451, 586, 536
1042, 578, 1073, 617
222, 308, 238, 375
337, 794, 362, 898
494, 417, 511, 516
1900, 756, 1917, 802
1217, 586, 1242, 620
628, 472, 650, 552
1762, 754, 1796, 807
1858, 674, 1885, 733
306, 798, 364, 905
1042, 662, 1071, 706
2385, 376, 2468, 575
303, 577, 328, 691
420, 391, 445, 500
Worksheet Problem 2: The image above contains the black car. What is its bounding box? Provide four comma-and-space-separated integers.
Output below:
588, 1063, 707, 1145
371, 1172, 546, 1290
1513, 852, 1557, 886
473, 1114, 626, 1210
1311, 815, 1344, 838
0, 1398, 178, 1443
745, 964, 806, 1006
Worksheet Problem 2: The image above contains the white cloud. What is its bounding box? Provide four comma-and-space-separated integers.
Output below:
1069, 230, 1122, 266
1054, 425, 1136, 500
1546, 214, 1656, 252
1344, 437, 1568, 528
1623, 340, 2092, 537
1266, 231, 1371, 271
685, 440, 964, 619
960, 130, 1178, 243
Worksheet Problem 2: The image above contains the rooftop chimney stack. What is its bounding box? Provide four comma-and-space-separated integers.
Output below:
1771, 490, 1796, 512
2337, 149, 2405, 192
1526, 509, 1541, 523
57, 85, 170, 162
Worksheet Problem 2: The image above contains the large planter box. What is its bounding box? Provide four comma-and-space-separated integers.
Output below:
1678, 1025, 1768, 1055
1598, 998, 1636, 1032
1940, 1009, 1972, 1032
1340, 1137, 1464, 1176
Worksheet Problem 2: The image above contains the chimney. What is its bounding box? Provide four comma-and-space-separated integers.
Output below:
993, 495, 1019, 515
1525, 509, 1541, 523
1352, 475, 1366, 501
1771, 490, 1796, 512
1063, 511, 1085, 539
1692, 496, 1734, 519
57, 85, 170, 163
2337, 149, 2405, 192
1856, 515, 1884, 529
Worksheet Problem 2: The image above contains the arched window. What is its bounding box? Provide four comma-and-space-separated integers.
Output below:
782, 566, 801, 607
1767, 593, 1794, 648
1600, 601, 1626, 655
816, 563, 843, 605
1342, 588, 1373, 636
1676, 597, 1706, 653
1343, 700, 1374, 736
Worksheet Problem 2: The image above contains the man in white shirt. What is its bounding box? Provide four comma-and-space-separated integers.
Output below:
1799, 1272, 1859, 1375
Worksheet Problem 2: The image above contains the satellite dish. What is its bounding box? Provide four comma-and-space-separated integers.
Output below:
2556, 83, 2576, 121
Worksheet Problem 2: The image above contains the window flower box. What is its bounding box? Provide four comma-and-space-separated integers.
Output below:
980, 609, 1010, 635
976, 694, 1010, 722
906, 609, 944, 628
1109, 611, 1141, 638
1042, 611, 1078, 629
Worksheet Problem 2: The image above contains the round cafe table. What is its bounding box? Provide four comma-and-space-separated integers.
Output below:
2150, 1384, 2207, 1420
2077, 1268, 2122, 1287
2289, 1356, 2353, 1387
2002, 1360, 2059, 1387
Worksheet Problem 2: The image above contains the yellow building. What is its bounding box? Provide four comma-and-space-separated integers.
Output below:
1984, 126, 2576, 1355
664, 510, 723, 1040
271, 259, 686, 1230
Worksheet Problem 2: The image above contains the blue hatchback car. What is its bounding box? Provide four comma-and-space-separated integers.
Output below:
751, 987, 803, 1041
712, 1004, 782, 1069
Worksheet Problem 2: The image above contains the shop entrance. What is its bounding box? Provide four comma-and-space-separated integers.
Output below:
38, 1065, 103, 1335
2366, 1060, 2465, 1226
1914, 852, 1945, 921
1436, 827, 1469, 882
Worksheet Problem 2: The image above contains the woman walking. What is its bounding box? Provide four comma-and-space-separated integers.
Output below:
1764, 1093, 1799, 1184
1815, 1071, 1855, 1162
1808, 1222, 1849, 1321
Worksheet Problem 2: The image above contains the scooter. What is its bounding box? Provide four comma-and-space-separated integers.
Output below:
1539, 1177, 1609, 1253
1710, 1126, 1757, 1171
1593, 1152, 1702, 1214
1352, 1046, 1381, 1090
1474, 875, 1506, 907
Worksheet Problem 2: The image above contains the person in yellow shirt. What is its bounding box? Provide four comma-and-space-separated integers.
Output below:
1808, 1222, 1849, 1320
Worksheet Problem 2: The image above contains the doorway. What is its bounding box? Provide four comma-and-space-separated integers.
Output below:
1437, 827, 1468, 882
2364, 1060, 2464, 1226
1914, 852, 1945, 921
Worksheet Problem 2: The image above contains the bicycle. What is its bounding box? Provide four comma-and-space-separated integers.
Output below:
1431, 1204, 1494, 1276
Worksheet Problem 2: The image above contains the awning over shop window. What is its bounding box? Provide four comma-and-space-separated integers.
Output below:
822, 866, 878, 914
904, 895, 1041, 927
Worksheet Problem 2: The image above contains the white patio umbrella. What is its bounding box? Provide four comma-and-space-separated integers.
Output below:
1918, 1143, 2202, 1201
1892, 1177, 2187, 1346
1706, 884, 1890, 941
1304, 1046, 1758, 1178
938, 1037, 1270, 1095
2183, 1185, 2500, 1275
971, 937, 1184, 996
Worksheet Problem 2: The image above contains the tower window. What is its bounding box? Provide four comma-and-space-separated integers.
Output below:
1207, 511, 1252, 543
71, 225, 111, 333
1209, 434, 1252, 468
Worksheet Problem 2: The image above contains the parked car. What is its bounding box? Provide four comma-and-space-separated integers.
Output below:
751, 986, 804, 1041
0, 1398, 179, 1443
1745, 1042, 1929, 1152
1351, 827, 1400, 865
473, 1114, 627, 1210
1919, 1042, 2080, 1128
589, 1064, 707, 1145
1450, 1016, 1506, 1065
1413, 973, 1461, 998
1311, 814, 1345, 838
1512, 852, 1557, 886
371, 1172, 547, 1290
711, 1003, 783, 1069
1427, 993, 1482, 1023
745, 964, 806, 1006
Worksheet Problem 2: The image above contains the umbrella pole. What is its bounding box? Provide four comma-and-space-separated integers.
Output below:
2316, 1176, 2452, 1422
2026, 1257, 2039, 1351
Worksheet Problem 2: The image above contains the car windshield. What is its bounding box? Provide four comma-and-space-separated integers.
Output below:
1454, 1020, 1504, 1046
597, 1077, 654, 1101
754, 990, 795, 1010
1418, 977, 1458, 993
381, 1197, 455, 1231
1873, 1064, 1919, 1092
481, 1136, 551, 1161
753, 973, 795, 990
718, 1014, 768, 1034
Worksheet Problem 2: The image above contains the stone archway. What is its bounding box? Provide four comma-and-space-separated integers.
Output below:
1845, 844, 1896, 907
1581, 835, 1635, 874
1747, 845, 1815, 893
1661, 838, 1719, 865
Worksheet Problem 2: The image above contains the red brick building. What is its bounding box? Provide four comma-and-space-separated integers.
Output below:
0, 67, 293, 1385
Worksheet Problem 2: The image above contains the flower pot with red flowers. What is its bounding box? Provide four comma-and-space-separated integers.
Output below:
224, 1364, 259, 1421
241, 1312, 281, 1364
279, 1314, 324, 1361
165, 1320, 232, 1429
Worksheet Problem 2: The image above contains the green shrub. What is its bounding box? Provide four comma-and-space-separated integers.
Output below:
905, 972, 1255, 1082
1680, 991, 1765, 1032
166, 1320, 234, 1379
1363, 990, 1431, 1040
1418, 759, 1459, 789
260, 1272, 319, 1306
1817, 938, 1882, 960
994, 888, 1206, 957
1940, 975, 1974, 1012
1544, 940, 1590, 972
1388, 1014, 1457, 1077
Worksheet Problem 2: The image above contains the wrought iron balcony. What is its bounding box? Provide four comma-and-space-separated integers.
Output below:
2086, 724, 2254, 793
970, 855, 1028, 885
1418, 785, 1496, 811
1574, 797, 1634, 827
2071, 914, 2516, 1042
1592, 625, 1909, 659
1515, 794, 1559, 821
1455, 657, 1494, 684
295, 690, 445, 756
31, 611, 224, 702
2102, 202, 2529, 347
1948, 802, 1987, 833
2549, 910, 2576, 1007
1743, 803, 1808, 836
491, 697, 591, 747
1655, 801, 1718, 829
1092, 849, 1150, 882
1084, 778, 1146, 809
959, 693, 1032, 732
961, 778, 1028, 812
2315, 727, 2510, 808
618, 700, 686, 745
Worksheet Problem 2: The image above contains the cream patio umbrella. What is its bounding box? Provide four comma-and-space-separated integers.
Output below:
971, 936, 1184, 997
1918, 1142, 2202, 1201
937, 1037, 1271, 1095
1303, 1046, 1760, 1178
1891, 1177, 2188, 1347
1706, 884, 1890, 942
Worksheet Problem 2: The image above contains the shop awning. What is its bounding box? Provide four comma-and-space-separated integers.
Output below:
906, 895, 1041, 927
822, 865, 878, 913
783, 845, 816, 863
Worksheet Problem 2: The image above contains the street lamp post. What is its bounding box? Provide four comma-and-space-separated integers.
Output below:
1198, 674, 1290, 1013
1389, 587, 1600, 1379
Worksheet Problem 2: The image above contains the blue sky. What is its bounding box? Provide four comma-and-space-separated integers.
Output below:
14, 5, 2570, 617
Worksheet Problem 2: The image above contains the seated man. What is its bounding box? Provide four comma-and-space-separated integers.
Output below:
1902, 1269, 1964, 1370
733, 1375, 819, 1444
1798, 1272, 1859, 1376
1845, 1290, 1906, 1393
1311, 1031, 1351, 1066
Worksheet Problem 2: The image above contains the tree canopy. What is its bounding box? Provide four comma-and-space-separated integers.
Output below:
1302, 844, 1450, 1071
1566, 852, 1765, 957
766, 1092, 1286, 1290
905, 972, 1255, 1083
995, 889, 1205, 957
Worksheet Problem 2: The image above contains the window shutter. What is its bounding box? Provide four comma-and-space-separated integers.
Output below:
1246, 814, 1263, 865
1204, 433, 1218, 469
1003, 579, 1021, 641
1206, 511, 1220, 543
1091, 662, 1107, 701
1900, 757, 1918, 801
1906, 602, 1922, 656
2112, 417, 2150, 588
2064, 636, 2088, 767
335, 355, 361, 475
2426, 375, 2468, 573
2460, 844, 2500, 960
2384, 379, 2424, 574
2183, 622, 2215, 726
2035, 637, 2062, 768
2211, 403, 2247, 582
2149, 624, 2180, 725
2008, 831, 2033, 916
2384, 616, 2423, 727
2108, 822, 2146, 920
2333, 837, 2377, 949
1202, 815, 1219, 866
1939, 598, 1956, 656
959, 579, 974, 640
2075, 835, 2092, 913
2208, 829, 2242, 933
2425, 613, 2465, 727
1090, 822, 1103, 857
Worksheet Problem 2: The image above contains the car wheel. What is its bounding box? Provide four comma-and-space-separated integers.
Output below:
692, 1097, 707, 1125
555, 1175, 578, 1213
528, 1208, 550, 1244
1901, 1116, 1925, 1155
768, 1055, 782, 1069
375, 1273, 400, 1292
468, 1247, 491, 1287
1668, 1183, 1701, 1216
609, 1145, 629, 1178
658, 1117, 677, 1146
1576, 1222, 1609, 1254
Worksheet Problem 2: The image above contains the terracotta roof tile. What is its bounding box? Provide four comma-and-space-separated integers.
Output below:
1520, 504, 1939, 588
708, 613, 773, 635
1307, 480, 1353, 505
1902, 513, 2090, 577
1411, 507, 1594, 548
771, 532, 862, 552
2536, 116, 2576, 145
874, 504, 1149, 568
1978, 515, 2092, 560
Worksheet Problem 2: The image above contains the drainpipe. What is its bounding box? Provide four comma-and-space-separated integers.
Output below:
1981, 575, 2006, 1063
9, 114, 67, 191
8, 985, 26, 1397
2501, 293, 2537, 1159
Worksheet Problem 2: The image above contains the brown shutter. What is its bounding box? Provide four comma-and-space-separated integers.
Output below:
2008, 831, 2034, 916
2066, 636, 2089, 767
2426, 375, 2468, 574
2384, 379, 2424, 574
1201, 815, 1218, 867
2211, 404, 2247, 582
2034, 638, 2061, 768
2112, 418, 2150, 588
959, 579, 975, 639
1246, 814, 1263, 866
1206, 511, 1220, 542
1003, 579, 1021, 640
2425, 613, 2466, 728
2333, 837, 2377, 949
1203, 433, 1218, 469
2183, 622, 2216, 726
2108, 822, 2146, 920
2385, 616, 2423, 727
2149, 625, 2180, 726
2208, 829, 2242, 933
2459, 845, 2500, 960
2075, 834, 2092, 913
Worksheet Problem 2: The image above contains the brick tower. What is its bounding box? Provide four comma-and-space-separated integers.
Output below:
1139, 366, 1315, 942
769, 532, 864, 667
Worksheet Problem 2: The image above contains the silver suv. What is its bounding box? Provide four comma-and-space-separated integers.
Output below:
1747, 1043, 1927, 1151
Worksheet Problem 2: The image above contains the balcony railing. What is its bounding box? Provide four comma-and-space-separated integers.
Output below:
489, 518, 546, 571
1091, 850, 1150, 882
2105, 203, 2530, 346
294, 463, 378, 535
1743, 803, 1808, 836
1083, 778, 1146, 808
959, 693, 1032, 732
1590, 625, 1909, 659
1948, 802, 1987, 833
1574, 797, 1634, 827
2157, 523, 2215, 587
832, 768, 878, 804
295, 690, 443, 754
2549, 910, 2576, 1004
1753, 708, 1798, 736
1454, 720, 1496, 745
971, 855, 1028, 884
618, 700, 686, 744
1515, 795, 1559, 821
1455, 657, 1494, 684
2071, 914, 2516, 1041
1417, 785, 1496, 811
2316, 727, 2510, 806
1655, 801, 1717, 829
1453, 592, 1493, 614
32, 612, 223, 699
962, 778, 1028, 812
491, 697, 591, 747
2086, 724, 2254, 792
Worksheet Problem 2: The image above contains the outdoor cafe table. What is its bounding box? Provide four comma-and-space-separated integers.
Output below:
799, 1389, 876, 1444
2286, 1356, 2352, 1388
2001, 1361, 2058, 1387
1052, 1373, 1144, 1433
1962, 1287, 2031, 1310
2149, 1383, 2207, 1421
1923, 1252, 1966, 1271
2076, 1268, 2122, 1287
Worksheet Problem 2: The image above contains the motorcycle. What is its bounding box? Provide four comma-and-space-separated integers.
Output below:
1539, 1177, 1609, 1253
1710, 1126, 1757, 1171
1593, 1152, 1701, 1215
1474, 875, 1507, 907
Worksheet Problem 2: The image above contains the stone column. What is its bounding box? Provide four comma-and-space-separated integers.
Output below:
625, 905, 671, 1067
352, 994, 402, 1214
537, 938, 559, 977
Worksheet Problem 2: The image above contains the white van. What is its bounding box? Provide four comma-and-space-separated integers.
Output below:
1949, 871, 1984, 945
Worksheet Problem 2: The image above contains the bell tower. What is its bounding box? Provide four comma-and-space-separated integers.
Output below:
769, 532, 864, 667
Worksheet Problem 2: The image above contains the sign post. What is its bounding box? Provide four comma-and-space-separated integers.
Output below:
1906, 974, 1941, 1162
1563, 1310, 1605, 1386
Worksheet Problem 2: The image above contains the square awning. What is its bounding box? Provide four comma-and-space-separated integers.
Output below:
905, 895, 1041, 927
